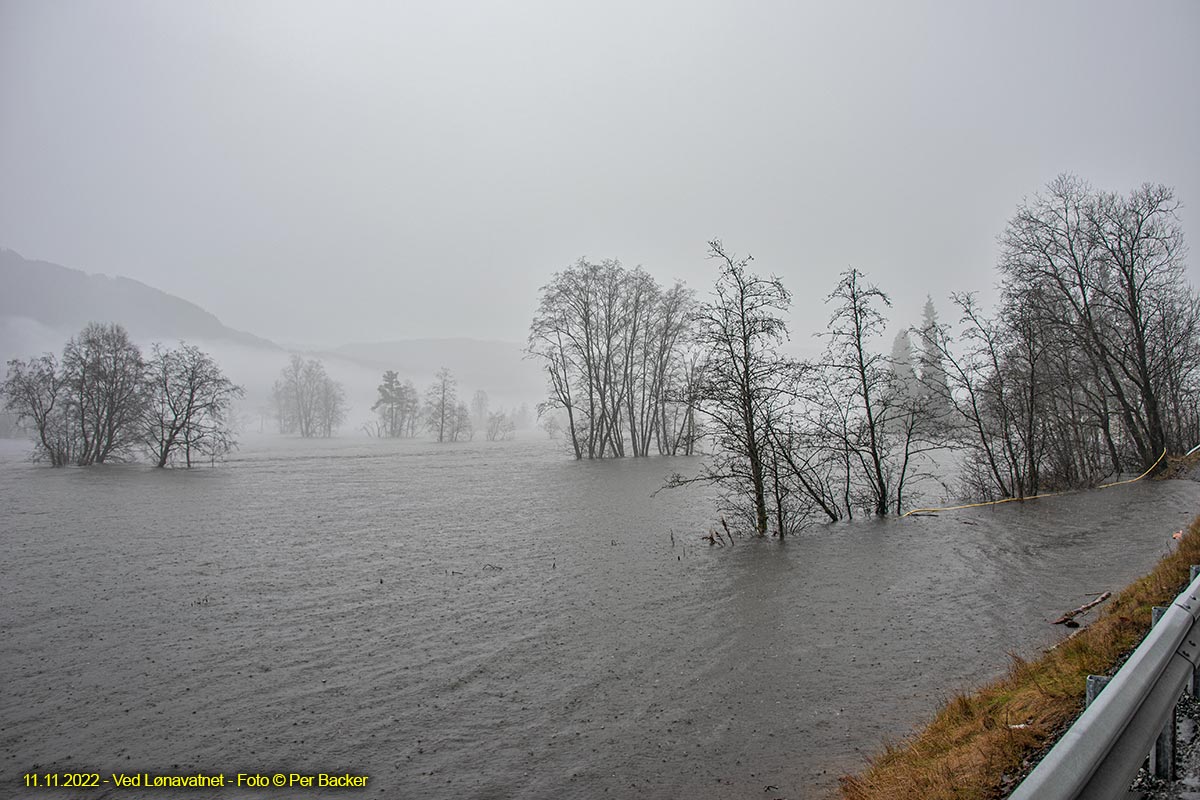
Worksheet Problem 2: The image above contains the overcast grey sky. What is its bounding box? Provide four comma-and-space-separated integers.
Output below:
2, 0, 1197, 347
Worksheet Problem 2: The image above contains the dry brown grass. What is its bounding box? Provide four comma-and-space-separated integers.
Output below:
839, 513, 1200, 800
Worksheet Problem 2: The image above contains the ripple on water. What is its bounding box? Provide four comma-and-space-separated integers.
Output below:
1, 435, 1198, 799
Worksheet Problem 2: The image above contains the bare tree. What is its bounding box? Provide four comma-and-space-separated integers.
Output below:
1, 354, 78, 466
402, 379, 420, 437
538, 407, 563, 439
144, 342, 244, 467
273, 356, 311, 436
315, 371, 346, 437
659, 343, 705, 456
486, 410, 516, 441
271, 377, 296, 434
425, 367, 457, 442
682, 240, 793, 536
923, 293, 1024, 499
471, 389, 489, 430
772, 270, 938, 518
448, 401, 473, 442
61, 322, 148, 464
821, 270, 895, 515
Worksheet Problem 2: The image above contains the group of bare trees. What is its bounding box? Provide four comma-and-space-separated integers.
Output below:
527, 258, 703, 460
927, 176, 1200, 499
524, 247, 948, 535
672, 247, 940, 536
271, 356, 346, 438
530, 176, 1199, 537
2, 322, 243, 467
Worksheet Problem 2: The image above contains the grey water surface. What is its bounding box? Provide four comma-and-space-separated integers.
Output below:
2, 436, 1198, 800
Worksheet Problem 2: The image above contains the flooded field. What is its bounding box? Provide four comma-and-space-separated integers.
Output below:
2, 435, 1198, 800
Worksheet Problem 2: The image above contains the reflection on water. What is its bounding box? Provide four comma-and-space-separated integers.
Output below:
1, 435, 1197, 799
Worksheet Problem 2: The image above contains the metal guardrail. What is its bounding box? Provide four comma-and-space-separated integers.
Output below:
1008, 568, 1200, 799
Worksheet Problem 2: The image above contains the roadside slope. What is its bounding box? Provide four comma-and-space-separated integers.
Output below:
840, 512, 1200, 800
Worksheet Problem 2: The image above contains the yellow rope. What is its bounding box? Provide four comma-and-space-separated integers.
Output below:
901, 449, 1168, 517
1094, 448, 1168, 489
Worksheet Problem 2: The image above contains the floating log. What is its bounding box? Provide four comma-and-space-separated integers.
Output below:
1051, 591, 1112, 625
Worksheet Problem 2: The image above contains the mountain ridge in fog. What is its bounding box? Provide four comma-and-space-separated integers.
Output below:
0, 248, 279, 349
0, 248, 545, 413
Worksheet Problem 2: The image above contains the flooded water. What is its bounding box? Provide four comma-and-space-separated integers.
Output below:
2, 435, 1198, 800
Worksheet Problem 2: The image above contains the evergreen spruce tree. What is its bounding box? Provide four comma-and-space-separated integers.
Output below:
889, 329, 920, 402
916, 296, 951, 421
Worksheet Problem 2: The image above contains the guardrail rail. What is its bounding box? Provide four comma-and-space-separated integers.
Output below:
1009, 566, 1200, 799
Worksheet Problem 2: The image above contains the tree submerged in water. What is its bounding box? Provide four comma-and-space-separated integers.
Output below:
424, 367, 472, 443
673, 240, 794, 536
923, 176, 1200, 499
2, 322, 243, 467
528, 176, 1200, 535
671, 254, 939, 536
527, 258, 701, 459
145, 342, 244, 467
367, 369, 420, 438
271, 355, 345, 438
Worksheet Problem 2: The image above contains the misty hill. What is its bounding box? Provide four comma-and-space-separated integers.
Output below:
330, 338, 544, 408
0, 248, 277, 350
0, 248, 546, 417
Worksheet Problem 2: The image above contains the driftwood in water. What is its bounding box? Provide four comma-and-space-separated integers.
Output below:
1051, 591, 1112, 625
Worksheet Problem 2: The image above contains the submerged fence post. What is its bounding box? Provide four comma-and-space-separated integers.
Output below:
1149, 606, 1177, 780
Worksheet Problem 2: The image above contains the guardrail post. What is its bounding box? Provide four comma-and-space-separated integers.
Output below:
1191, 567, 1200, 697
1149, 606, 1177, 780
1086, 674, 1110, 706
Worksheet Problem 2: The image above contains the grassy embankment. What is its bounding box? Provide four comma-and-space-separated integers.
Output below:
840, 512, 1200, 800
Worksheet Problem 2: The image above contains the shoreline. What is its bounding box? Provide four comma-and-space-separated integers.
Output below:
839, 511, 1200, 799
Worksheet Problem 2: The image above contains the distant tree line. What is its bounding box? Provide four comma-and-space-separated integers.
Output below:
528, 176, 1200, 536
2, 322, 243, 467
362, 368, 527, 443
